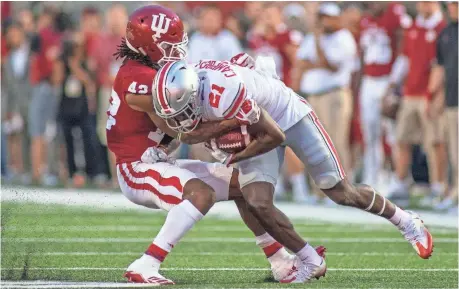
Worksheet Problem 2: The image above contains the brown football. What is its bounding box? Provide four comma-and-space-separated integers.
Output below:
214, 127, 252, 154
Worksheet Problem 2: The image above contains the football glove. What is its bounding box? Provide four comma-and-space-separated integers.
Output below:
204, 139, 234, 167
141, 147, 175, 164
230, 53, 255, 70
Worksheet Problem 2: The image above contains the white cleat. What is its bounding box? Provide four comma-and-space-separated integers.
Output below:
399, 211, 434, 259
279, 246, 327, 283
270, 251, 299, 281
124, 256, 175, 285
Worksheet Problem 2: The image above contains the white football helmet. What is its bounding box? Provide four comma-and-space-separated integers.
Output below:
152, 60, 202, 133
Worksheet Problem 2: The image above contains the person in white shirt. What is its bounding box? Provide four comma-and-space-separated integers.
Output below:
188, 4, 243, 64
292, 3, 357, 178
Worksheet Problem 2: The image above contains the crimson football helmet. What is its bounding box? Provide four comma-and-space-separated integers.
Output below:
125, 5, 188, 66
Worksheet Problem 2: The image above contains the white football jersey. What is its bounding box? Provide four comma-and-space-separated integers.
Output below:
194, 59, 311, 131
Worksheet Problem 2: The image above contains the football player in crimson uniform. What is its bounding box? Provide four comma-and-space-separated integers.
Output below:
358, 2, 410, 188
107, 5, 324, 285
153, 55, 435, 282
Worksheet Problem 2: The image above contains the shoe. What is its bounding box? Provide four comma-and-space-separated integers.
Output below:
419, 195, 436, 208
433, 197, 455, 211
279, 246, 326, 283
124, 256, 175, 285
270, 250, 298, 281
399, 211, 433, 259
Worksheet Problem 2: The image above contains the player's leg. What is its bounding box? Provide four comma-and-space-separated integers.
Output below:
285, 112, 433, 259
117, 160, 216, 284
236, 149, 326, 283
179, 159, 308, 281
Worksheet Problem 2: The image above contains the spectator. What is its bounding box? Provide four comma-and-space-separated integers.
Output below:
248, 3, 302, 86
386, 2, 447, 205
91, 4, 128, 188
28, 7, 62, 185
3, 21, 32, 183
358, 3, 409, 189
56, 33, 103, 187
188, 4, 242, 63
428, 1, 458, 211
227, 1, 264, 48
17, 9, 35, 38
80, 7, 102, 58
293, 3, 357, 178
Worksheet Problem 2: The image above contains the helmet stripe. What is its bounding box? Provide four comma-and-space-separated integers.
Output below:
157, 61, 175, 112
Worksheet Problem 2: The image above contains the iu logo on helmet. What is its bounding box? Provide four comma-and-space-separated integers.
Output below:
151, 13, 171, 41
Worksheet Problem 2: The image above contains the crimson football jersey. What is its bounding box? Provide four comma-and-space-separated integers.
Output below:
401, 14, 446, 97
107, 60, 165, 164
360, 3, 409, 77
247, 24, 302, 86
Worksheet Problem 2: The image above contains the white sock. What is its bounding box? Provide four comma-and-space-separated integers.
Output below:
389, 206, 411, 229
255, 232, 276, 248
255, 233, 289, 261
152, 200, 203, 254
295, 243, 321, 264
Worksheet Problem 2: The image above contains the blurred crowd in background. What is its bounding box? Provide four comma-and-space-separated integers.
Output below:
1, 1, 457, 213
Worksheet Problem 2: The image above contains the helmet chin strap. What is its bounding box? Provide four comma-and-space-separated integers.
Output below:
125, 39, 140, 53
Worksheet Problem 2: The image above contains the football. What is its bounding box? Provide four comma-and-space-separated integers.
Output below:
214, 126, 252, 154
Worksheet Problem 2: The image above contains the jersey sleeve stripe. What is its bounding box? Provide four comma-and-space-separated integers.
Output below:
157, 62, 174, 112
118, 163, 182, 205
223, 83, 246, 119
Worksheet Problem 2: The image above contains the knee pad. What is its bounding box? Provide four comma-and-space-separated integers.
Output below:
315, 173, 340, 190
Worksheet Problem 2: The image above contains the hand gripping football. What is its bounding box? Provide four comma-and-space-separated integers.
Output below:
214, 125, 252, 154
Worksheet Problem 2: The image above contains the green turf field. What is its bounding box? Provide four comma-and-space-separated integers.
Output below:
1, 202, 458, 288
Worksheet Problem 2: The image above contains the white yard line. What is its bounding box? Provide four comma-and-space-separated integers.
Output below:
3, 237, 458, 243
1, 282, 163, 289
4, 283, 451, 289
1, 267, 457, 272
3, 225, 456, 234
3, 251, 456, 256
2, 187, 457, 228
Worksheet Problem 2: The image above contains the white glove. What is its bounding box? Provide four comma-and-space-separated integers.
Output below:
204, 139, 234, 167
230, 53, 255, 70
235, 99, 261, 125
141, 147, 175, 164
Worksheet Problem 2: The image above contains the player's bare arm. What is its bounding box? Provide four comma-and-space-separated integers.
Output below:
229, 109, 285, 164
126, 92, 240, 144
178, 118, 241, 145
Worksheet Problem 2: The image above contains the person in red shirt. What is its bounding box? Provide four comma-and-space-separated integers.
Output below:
247, 3, 302, 87
358, 3, 409, 189
107, 5, 303, 284
386, 2, 447, 203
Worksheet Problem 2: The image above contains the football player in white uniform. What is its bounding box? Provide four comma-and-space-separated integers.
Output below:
151, 54, 434, 282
